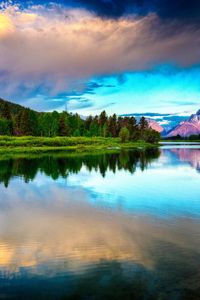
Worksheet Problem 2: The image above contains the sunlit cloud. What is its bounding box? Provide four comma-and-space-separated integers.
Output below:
1, 3, 200, 105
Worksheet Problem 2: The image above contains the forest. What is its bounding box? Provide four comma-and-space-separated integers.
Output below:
0, 98, 160, 143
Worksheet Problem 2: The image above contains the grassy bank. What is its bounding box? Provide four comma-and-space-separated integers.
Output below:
0, 136, 158, 155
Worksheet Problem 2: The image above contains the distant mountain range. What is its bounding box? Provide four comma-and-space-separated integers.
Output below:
123, 110, 200, 137
166, 110, 200, 137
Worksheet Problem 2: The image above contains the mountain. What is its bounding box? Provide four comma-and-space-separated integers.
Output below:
167, 109, 200, 137
147, 119, 164, 133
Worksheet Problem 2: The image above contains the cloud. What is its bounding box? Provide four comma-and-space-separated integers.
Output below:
0, 4, 200, 103
73, 0, 200, 22
67, 97, 94, 110
121, 111, 192, 128
15, 0, 200, 22
87, 82, 115, 90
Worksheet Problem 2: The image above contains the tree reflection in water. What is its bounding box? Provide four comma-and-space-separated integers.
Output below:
0, 149, 160, 187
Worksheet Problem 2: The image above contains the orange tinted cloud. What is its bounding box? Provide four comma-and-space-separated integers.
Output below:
0, 5, 200, 98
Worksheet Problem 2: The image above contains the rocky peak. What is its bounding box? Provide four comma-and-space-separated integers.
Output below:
167, 109, 200, 137
196, 109, 200, 115
189, 110, 200, 123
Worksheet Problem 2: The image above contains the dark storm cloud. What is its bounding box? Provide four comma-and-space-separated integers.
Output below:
16, 0, 200, 22
73, 0, 144, 18
75, 0, 200, 22
154, 0, 200, 21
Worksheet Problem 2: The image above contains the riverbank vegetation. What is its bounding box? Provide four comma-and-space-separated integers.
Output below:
0, 99, 160, 144
0, 136, 159, 156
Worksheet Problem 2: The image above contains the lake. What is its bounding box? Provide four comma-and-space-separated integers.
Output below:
0, 145, 200, 299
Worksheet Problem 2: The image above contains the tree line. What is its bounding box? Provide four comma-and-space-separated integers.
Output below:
0, 101, 160, 143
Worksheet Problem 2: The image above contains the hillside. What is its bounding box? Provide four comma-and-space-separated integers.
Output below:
0, 98, 36, 116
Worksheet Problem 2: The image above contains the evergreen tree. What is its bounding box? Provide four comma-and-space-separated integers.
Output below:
89, 116, 99, 136
139, 117, 149, 131
0, 102, 13, 134
58, 113, 69, 136
14, 112, 23, 135
85, 116, 93, 131
51, 111, 59, 136
29, 111, 39, 136
108, 114, 117, 137
128, 117, 138, 140
20, 109, 32, 135
1, 102, 12, 120
116, 116, 123, 136
102, 123, 108, 137
139, 117, 149, 140
0, 118, 11, 135
99, 111, 107, 127
143, 129, 160, 144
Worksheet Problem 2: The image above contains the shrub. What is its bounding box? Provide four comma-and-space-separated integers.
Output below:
119, 127, 130, 143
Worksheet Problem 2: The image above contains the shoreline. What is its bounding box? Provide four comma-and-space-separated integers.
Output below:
0, 137, 199, 157
0, 136, 158, 157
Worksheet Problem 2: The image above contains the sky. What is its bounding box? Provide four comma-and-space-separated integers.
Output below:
0, 0, 200, 121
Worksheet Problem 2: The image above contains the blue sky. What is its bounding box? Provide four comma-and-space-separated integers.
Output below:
0, 0, 200, 119
66, 66, 200, 116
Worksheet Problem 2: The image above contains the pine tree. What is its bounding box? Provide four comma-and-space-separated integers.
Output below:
13, 112, 22, 135
85, 115, 93, 131
0, 102, 13, 135
20, 109, 32, 135
29, 111, 39, 136
108, 114, 117, 137
58, 113, 69, 136
116, 116, 123, 136
51, 111, 59, 136
1, 102, 12, 120
99, 111, 107, 128
0, 118, 11, 135
139, 117, 149, 140
139, 117, 148, 130
128, 117, 138, 140
89, 116, 99, 136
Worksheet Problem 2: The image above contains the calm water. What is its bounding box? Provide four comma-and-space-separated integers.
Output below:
0, 146, 200, 300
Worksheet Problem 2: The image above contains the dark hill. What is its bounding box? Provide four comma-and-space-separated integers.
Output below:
0, 98, 37, 117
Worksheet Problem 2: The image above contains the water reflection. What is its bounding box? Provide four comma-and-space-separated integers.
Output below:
169, 147, 200, 171
0, 147, 200, 299
0, 149, 160, 187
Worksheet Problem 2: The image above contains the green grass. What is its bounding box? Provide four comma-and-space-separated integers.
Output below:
0, 136, 158, 156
